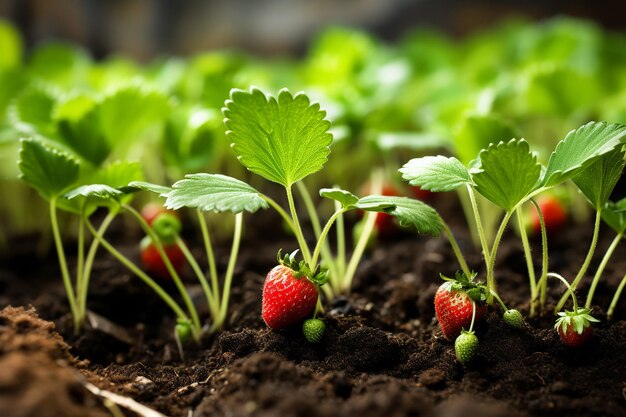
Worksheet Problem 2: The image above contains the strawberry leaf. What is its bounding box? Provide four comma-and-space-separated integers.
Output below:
319, 188, 359, 208
64, 184, 124, 201
541, 121, 626, 188
223, 88, 333, 187
572, 147, 625, 210
601, 198, 626, 234
126, 181, 172, 196
400, 155, 472, 192
472, 139, 541, 211
356, 195, 443, 236
18, 138, 79, 199
165, 173, 268, 213
454, 113, 518, 165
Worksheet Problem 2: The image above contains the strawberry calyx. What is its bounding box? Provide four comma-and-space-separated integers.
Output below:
440, 271, 488, 305
554, 308, 599, 335
277, 249, 328, 286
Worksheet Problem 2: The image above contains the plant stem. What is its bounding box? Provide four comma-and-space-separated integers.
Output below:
441, 221, 471, 277
486, 210, 513, 304
530, 198, 549, 311
555, 209, 602, 313
76, 213, 85, 307
468, 300, 477, 332
262, 195, 297, 234
548, 272, 578, 311
214, 212, 243, 331
489, 289, 509, 312
84, 217, 193, 335
607, 272, 626, 319
585, 232, 622, 309
342, 210, 377, 294
335, 200, 346, 279
78, 210, 117, 320
197, 210, 220, 307
458, 189, 480, 248
285, 185, 312, 265
467, 185, 491, 265
50, 198, 80, 333
311, 209, 347, 268
123, 204, 201, 333
175, 235, 218, 318
515, 206, 537, 316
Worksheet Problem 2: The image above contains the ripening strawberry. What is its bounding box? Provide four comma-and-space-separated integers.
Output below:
140, 236, 185, 281
434, 272, 487, 340
141, 202, 178, 227
554, 308, 599, 348
262, 251, 326, 330
530, 195, 567, 235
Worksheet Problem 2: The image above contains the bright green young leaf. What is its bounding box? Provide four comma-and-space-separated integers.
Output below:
454, 114, 518, 165
356, 195, 443, 236
94, 161, 144, 188
400, 155, 472, 192
0, 20, 22, 70
542, 122, 626, 188
572, 147, 625, 210
319, 188, 359, 208
223, 88, 333, 187
98, 85, 170, 144
126, 181, 172, 196
165, 173, 268, 213
10, 85, 58, 136
27, 43, 91, 88
601, 198, 626, 234
64, 184, 124, 201
472, 139, 541, 211
18, 138, 79, 199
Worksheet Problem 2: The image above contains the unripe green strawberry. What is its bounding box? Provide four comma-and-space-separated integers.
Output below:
503, 309, 524, 328
455, 330, 478, 365
303, 318, 326, 343
175, 320, 193, 344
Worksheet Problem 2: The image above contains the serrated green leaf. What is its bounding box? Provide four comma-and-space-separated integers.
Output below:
64, 184, 124, 201
601, 198, 626, 234
319, 188, 359, 208
163, 107, 219, 171
223, 88, 333, 187
126, 181, 172, 196
10, 85, 58, 136
165, 173, 268, 213
542, 122, 626, 188
472, 139, 541, 211
400, 155, 472, 192
18, 138, 79, 199
356, 195, 443, 236
572, 148, 625, 210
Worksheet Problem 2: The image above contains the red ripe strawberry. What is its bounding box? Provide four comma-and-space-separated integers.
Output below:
140, 236, 185, 281
434, 272, 487, 340
262, 250, 327, 330
141, 202, 178, 227
530, 195, 567, 235
410, 185, 434, 201
554, 308, 599, 348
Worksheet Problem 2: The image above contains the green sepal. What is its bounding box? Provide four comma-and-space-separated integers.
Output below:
554, 307, 600, 335
440, 271, 487, 304
277, 249, 329, 286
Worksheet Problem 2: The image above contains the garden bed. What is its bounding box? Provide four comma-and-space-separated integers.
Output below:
1, 200, 625, 417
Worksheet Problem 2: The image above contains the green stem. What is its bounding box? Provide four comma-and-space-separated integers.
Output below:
122, 204, 201, 332
311, 209, 347, 268
555, 209, 602, 313
84, 217, 194, 336
486, 210, 514, 304
515, 206, 537, 317
548, 272, 578, 311
490, 289, 509, 312
342, 210, 377, 294
607, 272, 626, 319
441, 221, 471, 277
286, 184, 312, 265
175, 235, 218, 318
50, 198, 79, 333
585, 232, 622, 309
467, 185, 491, 265
215, 212, 243, 331
78, 210, 117, 320
76, 212, 85, 306
335, 200, 346, 279
468, 300, 477, 332
530, 198, 549, 311
197, 210, 220, 307
262, 195, 297, 237
458, 188, 481, 248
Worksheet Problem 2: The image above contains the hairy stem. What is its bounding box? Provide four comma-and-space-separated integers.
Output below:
175, 235, 218, 318
555, 209, 602, 313
468, 301, 477, 332
585, 232, 622, 309
515, 206, 537, 316
607, 272, 626, 319
458, 189, 481, 248
286, 185, 312, 265
215, 213, 243, 331
548, 272, 578, 311
342, 210, 377, 294
76, 213, 85, 310
486, 210, 513, 304
441, 221, 471, 277
467, 185, 491, 265
530, 198, 549, 311
197, 210, 220, 307
311, 209, 347, 268
335, 200, 346, 279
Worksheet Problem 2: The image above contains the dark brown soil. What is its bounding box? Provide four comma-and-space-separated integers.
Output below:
1, 199, 625, 417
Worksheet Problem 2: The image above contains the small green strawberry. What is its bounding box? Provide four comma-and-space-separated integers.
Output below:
175, 319, 193, 344
503, 309, 524, 328
303, 318, 326, 343
455, 330, 478, 365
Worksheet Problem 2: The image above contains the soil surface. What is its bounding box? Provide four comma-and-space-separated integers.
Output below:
1, 196, 625, 417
